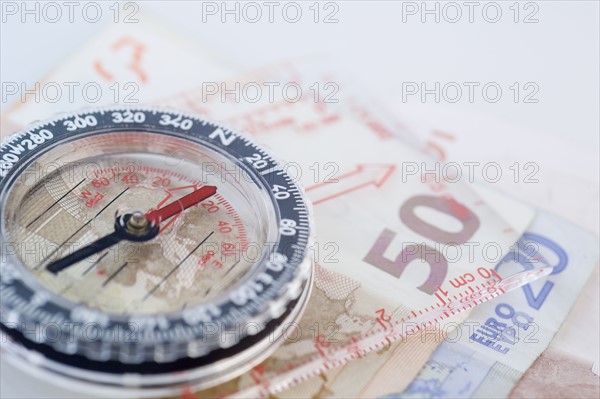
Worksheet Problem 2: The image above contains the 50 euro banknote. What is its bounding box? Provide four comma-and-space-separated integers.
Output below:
383, 98, 599, 397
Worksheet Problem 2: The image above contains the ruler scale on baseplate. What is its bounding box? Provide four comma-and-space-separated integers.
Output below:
226, 266, 553, 398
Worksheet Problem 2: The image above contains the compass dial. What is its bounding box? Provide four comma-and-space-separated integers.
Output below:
0, 108, 314, 396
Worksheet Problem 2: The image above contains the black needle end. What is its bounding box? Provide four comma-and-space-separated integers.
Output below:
46, 232, 123, 274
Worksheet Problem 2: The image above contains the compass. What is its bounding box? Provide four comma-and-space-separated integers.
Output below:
0, 107, 314, 397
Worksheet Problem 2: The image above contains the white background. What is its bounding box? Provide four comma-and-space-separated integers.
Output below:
2, 1, 599, 148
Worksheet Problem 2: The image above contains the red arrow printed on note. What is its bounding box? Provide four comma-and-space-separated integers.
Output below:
306, 164, 395, 206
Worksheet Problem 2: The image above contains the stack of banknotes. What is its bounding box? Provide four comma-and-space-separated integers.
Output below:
1, 12, 598, 399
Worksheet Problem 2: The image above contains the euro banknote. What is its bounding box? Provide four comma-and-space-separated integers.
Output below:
510, 347, 600, 398
385, 99, 600, 378
384, 210, 598, 398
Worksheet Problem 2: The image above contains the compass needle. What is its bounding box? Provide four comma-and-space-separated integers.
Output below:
46, 185, 217, 273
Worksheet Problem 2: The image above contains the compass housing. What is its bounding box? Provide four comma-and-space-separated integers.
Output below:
0, 107, 314, 396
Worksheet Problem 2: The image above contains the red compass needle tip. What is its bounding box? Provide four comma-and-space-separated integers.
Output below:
146, 185, 217, 224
